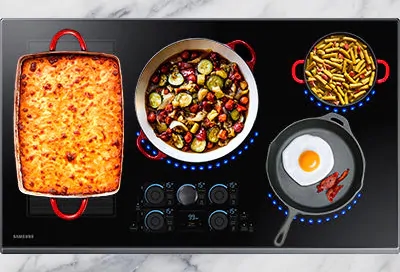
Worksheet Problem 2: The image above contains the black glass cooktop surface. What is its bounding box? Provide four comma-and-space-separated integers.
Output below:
1, 19, 398, 253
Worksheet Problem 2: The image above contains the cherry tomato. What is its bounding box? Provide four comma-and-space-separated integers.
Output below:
151, 74, 159, 84
181, 51, 190, 59
187, 74, 197, 83
160, 65, 169, 74
233, 122, 244, 133
189, 104, 199, 113
147, 112, 156, 123
165, 104, 173, 113
196, 128, 206, 141
240, 96, 249, 105
225, 99, 235, 111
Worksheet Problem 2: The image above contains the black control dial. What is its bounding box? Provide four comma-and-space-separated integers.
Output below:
144, 210, 165, 231
176, 184, 198, 205
208, 184, 229, 204
208, 210, 229, 231
144, 184, 165, 205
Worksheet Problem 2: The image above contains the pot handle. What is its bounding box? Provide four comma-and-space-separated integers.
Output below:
226, 40, 256, 71
320, 112, 352, 134
291, 60, 305, 84
274, 207, 297, 247
376, 59, 390, 84
49, 29, 87, 51
50, 198, 88, 221
137, 130, 167, 160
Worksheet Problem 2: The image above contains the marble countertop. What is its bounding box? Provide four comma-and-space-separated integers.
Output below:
0, 0, 399, 271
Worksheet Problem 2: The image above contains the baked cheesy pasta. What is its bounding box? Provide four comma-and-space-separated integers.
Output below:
16, 54, 123, 196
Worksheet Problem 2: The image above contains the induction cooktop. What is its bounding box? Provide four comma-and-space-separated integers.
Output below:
1, 19, 398, 254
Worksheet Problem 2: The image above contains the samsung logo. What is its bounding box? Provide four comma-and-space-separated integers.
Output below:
13, 234, 34, 239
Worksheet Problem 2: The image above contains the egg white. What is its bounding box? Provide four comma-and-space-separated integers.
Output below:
282, 134, 334, 186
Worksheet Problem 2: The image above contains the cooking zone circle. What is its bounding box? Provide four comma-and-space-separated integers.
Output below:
267, 191, 362, 225
291, 32, 390, 112
135, 38, 258, 163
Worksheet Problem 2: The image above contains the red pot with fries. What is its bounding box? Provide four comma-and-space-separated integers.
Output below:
291, 32, 390, 110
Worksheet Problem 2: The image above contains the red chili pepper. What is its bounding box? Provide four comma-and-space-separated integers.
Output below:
344, 43, 349, 50
338, 53, 344, 59
326, 185, 344, 202
218, 114, 227, 123
321, 74, 328, 81
207, 142, 214, 149
349, 71, 355, 77
189, 104, 199, 113
359, 74, 365, 79
217, 129, 228, 140
206, 92, 215, 102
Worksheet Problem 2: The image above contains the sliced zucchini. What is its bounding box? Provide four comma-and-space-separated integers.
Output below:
206, 75, 224, 90
168, 72, 184, 86
174, 92, 193, 108
207, 127, 220, 143
172, 133, 184, 149
191, 138, 207, 153
230, 109, 240, 121
149, 92, 162, 108
159, 74, 167, 86
197, 59, 213, 75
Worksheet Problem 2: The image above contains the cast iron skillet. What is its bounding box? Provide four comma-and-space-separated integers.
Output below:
266, 113, 365, 247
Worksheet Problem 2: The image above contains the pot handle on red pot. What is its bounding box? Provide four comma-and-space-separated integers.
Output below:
137, 130, 167, 160
376, 59, 390, 84
49, 29, 87, 51
226, 40, 256, 71
291, 60, 305, 84
50, 198, 88, 221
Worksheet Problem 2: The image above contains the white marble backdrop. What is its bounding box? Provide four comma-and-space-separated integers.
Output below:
0, 0, 399, 271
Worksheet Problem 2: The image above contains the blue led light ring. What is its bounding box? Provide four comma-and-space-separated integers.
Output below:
143, 210, 164, 229
136, 131, 259, 171
304, 89, 376, 113
267, 192, 362, 225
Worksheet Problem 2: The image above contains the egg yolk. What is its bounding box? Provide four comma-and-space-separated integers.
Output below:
298, 150, 320, 172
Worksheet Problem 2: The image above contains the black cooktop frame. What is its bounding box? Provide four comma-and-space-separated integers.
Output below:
1, 18, 399, 254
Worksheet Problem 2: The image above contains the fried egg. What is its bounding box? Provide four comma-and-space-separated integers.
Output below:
282, 134, 334, 186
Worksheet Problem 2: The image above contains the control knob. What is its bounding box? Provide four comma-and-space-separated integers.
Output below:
144, 184, 165, 205
208, 184, 229, 204
144, 210, 165, 231
176, 184, 198, 206
208, 210, 229, 231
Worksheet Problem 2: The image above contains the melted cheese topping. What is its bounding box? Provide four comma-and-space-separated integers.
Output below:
17, 54, 123, 195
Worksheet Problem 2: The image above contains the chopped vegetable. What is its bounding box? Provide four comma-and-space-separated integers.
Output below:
207, 127, 220, 143
190, 123, 200, 134
197, 74, 205, 85
206, 75, 224, 90
191, 138, 207, 153
168, 72, 184, 86
174, 92, 193, 108
149, 92, 162, 108
172, 133, 184, 149
197, 59, 213, 75
159, 74, 167, 86
230, 109, 240, 121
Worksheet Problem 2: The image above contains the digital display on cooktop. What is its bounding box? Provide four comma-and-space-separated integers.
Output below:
1, 19, 398, 254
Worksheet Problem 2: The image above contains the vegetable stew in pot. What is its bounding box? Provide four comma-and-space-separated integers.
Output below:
145, 50, 250, 153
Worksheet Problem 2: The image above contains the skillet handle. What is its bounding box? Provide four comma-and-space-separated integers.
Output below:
274, 208, 297, 247
137, 130, 167, 160
225, 40, 256, 71
320, 112, 352, 135
49, 29, 87, 51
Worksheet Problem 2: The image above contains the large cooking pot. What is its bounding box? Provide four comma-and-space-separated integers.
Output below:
135, 38, 258, 163
291, 32, 390, 110
14, 29, 124, 220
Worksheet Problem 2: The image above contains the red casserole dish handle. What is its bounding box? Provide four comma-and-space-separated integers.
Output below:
137, 130, 167, 160
49, 28, 89, 220
376, 59, 390, 84
291, 60, 305, 84
50, 199, 88, 221
49, 29, 87, 51
226, 40, 256, 71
